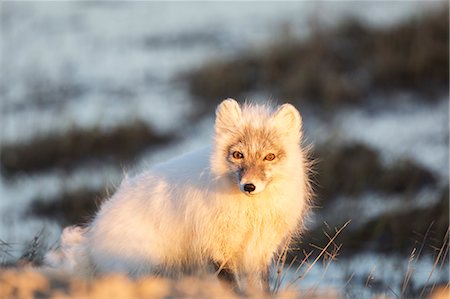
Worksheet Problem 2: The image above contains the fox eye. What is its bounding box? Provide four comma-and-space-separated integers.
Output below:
264, 153, 276, 161
232, 151, 244, 159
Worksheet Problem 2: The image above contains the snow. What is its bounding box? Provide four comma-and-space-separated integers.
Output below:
337, 99, 449, 179
279, 252, 447, 298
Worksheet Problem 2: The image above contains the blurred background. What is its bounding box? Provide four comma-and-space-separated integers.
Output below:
0, 1, 448, 297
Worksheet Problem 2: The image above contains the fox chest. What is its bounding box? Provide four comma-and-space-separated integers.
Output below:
207, 203, 290, 263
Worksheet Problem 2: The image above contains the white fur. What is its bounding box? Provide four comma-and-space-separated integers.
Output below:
45, 99, 311, 289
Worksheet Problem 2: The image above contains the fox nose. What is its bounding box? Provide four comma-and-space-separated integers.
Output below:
243, 184, 256, 193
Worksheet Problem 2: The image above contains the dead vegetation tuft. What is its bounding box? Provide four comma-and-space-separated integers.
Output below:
304, 187, 449, 255
314, 142, 437, 203
27, 188, 111, 227
0, 121, 175, 176
184, 8, 448, 114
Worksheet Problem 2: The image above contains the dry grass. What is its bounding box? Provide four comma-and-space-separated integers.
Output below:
418, 228, 449, 298
0, 268, 335, 299
184, 7, 448, 113
353, 189, 448, 254
303, 187, 449, 254
397, 226, 449, 298
285, 221, 350, 290
0, 270, 228, 299
0, 121, 175, 176
314, 142, 437, 203
27, 187, 111, 227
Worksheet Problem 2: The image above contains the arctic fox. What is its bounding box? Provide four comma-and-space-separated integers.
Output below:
45, 99, 312, 290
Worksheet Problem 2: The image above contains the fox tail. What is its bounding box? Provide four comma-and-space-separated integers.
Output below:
44, 225, 90, 276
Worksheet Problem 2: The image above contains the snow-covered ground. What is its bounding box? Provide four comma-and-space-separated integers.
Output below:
338, 99, 449, 180
281, 252, 447, 297
1, 1, 447, 295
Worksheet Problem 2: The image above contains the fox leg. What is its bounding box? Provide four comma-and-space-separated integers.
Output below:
261, 266, 270, 293
214, 261, 240, 291
245, 269, 270, 293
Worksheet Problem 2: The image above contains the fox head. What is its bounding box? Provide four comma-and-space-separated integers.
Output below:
212, 99, 303, 196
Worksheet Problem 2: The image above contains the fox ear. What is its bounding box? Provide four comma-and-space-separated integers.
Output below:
215, 98, 242, 134
272, 103, 302, 139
